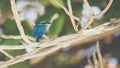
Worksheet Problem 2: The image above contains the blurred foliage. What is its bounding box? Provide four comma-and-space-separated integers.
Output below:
105, 0, 120, 19
0, 0, 7, 8
37, 7, 64, 37
47, 12, 65, 37
3, 19, 19, 35
9, 60, 30, 68
37, 0, 64, 8
1, 20, 31, 67
0, 0, 11, 18
49, 0, 64, 8
0, 39, 30, 68
0, 0, 120, 68
37, 0, 50, 6
22, 21, 33, 36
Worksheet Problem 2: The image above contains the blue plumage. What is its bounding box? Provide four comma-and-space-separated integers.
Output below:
33, 20, 49, 42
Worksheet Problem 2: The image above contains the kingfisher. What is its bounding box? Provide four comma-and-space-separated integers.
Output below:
33, 20, 50, 42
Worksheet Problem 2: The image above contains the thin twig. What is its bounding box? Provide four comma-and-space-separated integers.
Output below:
43, 35, 49, 39
56, 0, 78, 31
78, 0, 94, 33
92, 48, 98, 68
56, 1, 79, 21
10, 0, 31, 43
96, 41, 104, 68
95, 0, 113, 18
0, 45, 62, 68
76, 17, 82, 28
46, 13, 59, 32
78, 0, 113, 34
56, 0, 86, 26
56, 0, 87, 31
83, 0, 94, 15
67, 0, 78, 32
0, 49, 14, 59
0, 35, 35, 41
68, 0, 73, 14
87, 53, 93, 68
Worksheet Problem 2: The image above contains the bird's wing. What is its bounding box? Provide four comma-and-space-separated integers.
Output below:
33, 25, 38, 37
37, 25, 46, 37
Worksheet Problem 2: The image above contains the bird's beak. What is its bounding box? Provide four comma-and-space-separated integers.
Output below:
45, 22, 51, 24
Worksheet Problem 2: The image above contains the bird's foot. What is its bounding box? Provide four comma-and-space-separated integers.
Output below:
36, 43, 40, 48
36, 46, 40, 48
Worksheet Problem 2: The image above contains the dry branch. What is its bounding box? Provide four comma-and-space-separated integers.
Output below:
56, 1, 80, 21
92, 48, 98, 68
0, 49, 14, 59
0, 19, 120, 50
87, 53, 93, 68
56, 0, 79, 32
0, 19, 120, 67
67, 0, 78, 32
0, 45, 61, 68
0, 35, 35, 41
78, 0, 113, 33
96, 41, 104, 68
95, 0, 113, 17
0, 0, 118, 67
10, 0, 31, 43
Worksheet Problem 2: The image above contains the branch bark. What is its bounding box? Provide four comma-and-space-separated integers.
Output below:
0, 19, 120, 67
10, 0, 31, 43
0, 19, 120, 50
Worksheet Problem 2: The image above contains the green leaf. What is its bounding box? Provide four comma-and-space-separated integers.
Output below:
0, 0, 7, 8
3, 19, 19, 35
47, 12, 65, 37
36, 6, 58, 23
9, 60, 30, 68
0, 39, 30, 68
7, 49, 30, 68
49, 0, 64, 8
37, 0, 50, 5
0, 39, 22, 45
3, 19, 32, 36
22, 21, 32, 36
60, 22, 75, 35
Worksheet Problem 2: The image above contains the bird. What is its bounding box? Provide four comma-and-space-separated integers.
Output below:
33, 20, 50, 42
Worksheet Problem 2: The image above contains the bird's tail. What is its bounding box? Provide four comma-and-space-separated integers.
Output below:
36, 37, 40, 42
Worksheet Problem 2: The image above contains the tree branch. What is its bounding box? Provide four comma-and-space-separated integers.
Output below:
0, 35, 35, 41
78, 0, 113, 33
67, 0, 78, 32
10, 0, 31, 43
96, 41, 104, 68
0, 19, 120, 50
0, 49, 14, 59
0, 0, 118, 67
95, 0, 113, 17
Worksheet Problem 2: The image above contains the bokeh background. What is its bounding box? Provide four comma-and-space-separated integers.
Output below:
0, 0, 120, 68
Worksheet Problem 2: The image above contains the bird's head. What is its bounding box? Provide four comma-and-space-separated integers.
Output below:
38, 20, 50, 26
